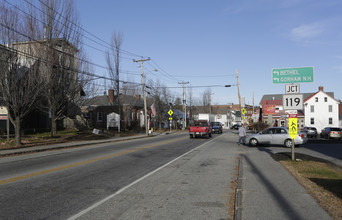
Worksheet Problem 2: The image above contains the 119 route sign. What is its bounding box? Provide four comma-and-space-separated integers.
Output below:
283, 94, 303, 110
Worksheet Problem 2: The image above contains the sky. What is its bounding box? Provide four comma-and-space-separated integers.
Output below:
74, 0, 342, 106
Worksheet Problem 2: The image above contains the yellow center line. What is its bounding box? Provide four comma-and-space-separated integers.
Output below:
0, 137, 187, 185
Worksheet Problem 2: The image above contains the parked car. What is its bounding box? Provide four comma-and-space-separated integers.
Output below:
302, 126, 318, 138
245, 127, 308, 148
231, 124, 241, 130
211, 122, 223, 134
320, 127, 342, 139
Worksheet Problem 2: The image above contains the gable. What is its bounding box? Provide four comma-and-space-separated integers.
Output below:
304, 91, 339, 104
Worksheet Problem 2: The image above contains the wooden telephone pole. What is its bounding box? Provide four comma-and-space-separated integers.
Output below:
133, 57, 150, 136
178, 81, 189, 130
236, 68, 242, 124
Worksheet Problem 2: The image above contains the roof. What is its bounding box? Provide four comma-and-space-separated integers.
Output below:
260, 92, 335, 105
82, 94, 144, 109
304, 90, 338, 103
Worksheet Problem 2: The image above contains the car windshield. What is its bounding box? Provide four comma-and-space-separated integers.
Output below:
211, 122, 220, 126
330, 128, 341, 131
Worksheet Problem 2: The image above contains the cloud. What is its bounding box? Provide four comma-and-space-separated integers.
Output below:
290, 22, 324, 41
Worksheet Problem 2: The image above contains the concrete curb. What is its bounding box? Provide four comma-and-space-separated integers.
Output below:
234, 154, 244, 220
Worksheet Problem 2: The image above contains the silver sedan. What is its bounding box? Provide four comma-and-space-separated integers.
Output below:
245, 127, 308, 148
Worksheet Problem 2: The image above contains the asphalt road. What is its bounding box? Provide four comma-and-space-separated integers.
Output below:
0, 132, 216, 220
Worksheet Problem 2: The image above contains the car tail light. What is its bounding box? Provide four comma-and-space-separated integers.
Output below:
299, 134, 304, 138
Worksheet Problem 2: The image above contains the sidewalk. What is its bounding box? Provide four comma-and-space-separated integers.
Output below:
241, 148, 332, 220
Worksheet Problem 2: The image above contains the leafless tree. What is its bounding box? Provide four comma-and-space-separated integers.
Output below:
146, 80, 175, 129
27, 0, 85, 136
202, 88, 212, 113
120, 81, 140, 130
0, 1, 45, 146
106, 32, 123, 121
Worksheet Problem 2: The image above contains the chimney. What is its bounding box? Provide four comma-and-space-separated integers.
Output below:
319, 86, 324, 92
108, 89, 114, 104
136, 94, 141, 100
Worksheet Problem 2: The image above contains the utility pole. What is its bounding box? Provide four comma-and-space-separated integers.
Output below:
178, 81, 189, 130
236, 68, 242, 124
133, 57, 150, 136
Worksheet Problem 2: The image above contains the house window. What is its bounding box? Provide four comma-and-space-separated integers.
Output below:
310, 118, 314, 125
97, 112, 103, 122
324, 97, 328, 102
315, 97, 318, 102
329, 118, 333, 125
310, 105, 314, 113
329, 105, 332, 112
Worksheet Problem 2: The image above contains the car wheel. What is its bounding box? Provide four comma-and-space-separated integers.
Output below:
285, 139, 292, 148
249, 138, 258, 146
189, 134, 193, 138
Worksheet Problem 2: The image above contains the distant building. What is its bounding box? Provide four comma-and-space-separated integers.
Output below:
304, 86, 340, 133
259, 86, 341, 131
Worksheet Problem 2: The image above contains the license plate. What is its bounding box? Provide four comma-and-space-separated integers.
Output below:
196, 132, 199, 134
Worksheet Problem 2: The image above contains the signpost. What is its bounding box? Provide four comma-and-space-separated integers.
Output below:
273, 66, 313, 160
283, 94, 303, 110
241, 108, 246, 121
285, 83, 300, 94
289, 113, 298, 160
272, 67, 313, 84
168, 109, 173, 133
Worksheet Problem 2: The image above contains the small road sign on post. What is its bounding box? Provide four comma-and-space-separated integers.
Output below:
283, 94, 303, 110
285, 83, 300, 94
289, 114, 298, 161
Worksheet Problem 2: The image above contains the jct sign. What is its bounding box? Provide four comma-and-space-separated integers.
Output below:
285, 84, 300, 94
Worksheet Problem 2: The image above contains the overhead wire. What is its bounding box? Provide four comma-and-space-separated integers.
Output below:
3, 0, 219, 99
34, 0, 144, 58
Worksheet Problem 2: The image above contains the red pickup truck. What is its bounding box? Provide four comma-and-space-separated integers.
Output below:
189, 120, 212, 138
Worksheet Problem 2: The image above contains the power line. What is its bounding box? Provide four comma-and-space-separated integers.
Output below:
34, 0, 144, 58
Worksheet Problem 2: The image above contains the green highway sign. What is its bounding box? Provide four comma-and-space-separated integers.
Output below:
272, 67, 313, 84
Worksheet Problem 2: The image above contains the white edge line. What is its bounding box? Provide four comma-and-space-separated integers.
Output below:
67, 136, 219, 220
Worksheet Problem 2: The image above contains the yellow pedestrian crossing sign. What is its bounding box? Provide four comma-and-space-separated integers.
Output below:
168, 110, 173, 116
289, 117, 298, 140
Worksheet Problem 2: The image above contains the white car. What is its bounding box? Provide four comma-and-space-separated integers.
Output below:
245, 127, 308, 148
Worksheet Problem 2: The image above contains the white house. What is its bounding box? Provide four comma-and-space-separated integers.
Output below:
304, 86, 341, 133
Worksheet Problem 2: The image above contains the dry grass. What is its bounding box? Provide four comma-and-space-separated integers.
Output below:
0, 130, 109, 150
281, 160, 342, 220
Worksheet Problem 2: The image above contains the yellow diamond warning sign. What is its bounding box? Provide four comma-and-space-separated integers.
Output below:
168, 110, 173, 116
